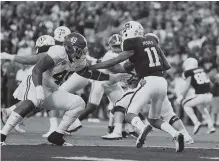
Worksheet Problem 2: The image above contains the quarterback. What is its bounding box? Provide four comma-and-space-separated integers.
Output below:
89, 21, 185, 152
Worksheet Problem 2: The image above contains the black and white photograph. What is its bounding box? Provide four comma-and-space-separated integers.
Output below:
1, 1, 219, 161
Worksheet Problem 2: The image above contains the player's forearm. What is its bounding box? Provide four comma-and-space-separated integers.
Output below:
160, 49, 171, 70
89, 51, 134, 70
14, 54, 46, 65
180, 78, 192, 98
108, 64, 126, 73
76, 67, 110, 81
32, 67, 43, 86
32, 55, 55, 87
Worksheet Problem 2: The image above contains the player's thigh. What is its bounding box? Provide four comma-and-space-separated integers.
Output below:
146, 77, 167, 119
43, 91, 85, 111
161, 96, 175, 122
127, 83, 152, 115
184, 93, 212, 107
105, 84, 124, 104
59, 73, 89, 93
88, 81, 104, 105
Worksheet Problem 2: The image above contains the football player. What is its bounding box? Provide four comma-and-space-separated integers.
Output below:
89, 21, 185, 152
1, 35, 56, 133
1, 26, 72, 137
0, 32, 130, 146
102, 33, 193, 145
66, 34, 127, 134
176, 58, 216, 134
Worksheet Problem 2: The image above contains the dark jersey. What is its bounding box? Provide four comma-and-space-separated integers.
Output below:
184, 68, 210, 94
123, 37, 164, 78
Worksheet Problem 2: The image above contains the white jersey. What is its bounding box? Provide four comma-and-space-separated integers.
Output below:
13, 45, 87, 106
98, 50, 119, 85
27, 45, 86, 92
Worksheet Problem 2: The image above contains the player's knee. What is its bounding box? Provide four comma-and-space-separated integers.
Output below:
111, 106, 126, 115
14, 100, 36, 118
168, 115, 180, 125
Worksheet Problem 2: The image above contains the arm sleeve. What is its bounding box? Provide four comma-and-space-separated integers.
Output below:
76, 65, 110, 81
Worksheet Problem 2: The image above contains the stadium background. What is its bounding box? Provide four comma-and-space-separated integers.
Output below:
1, 1, 219, 125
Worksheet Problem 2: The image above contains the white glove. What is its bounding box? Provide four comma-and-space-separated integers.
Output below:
0, 52, 15, 60
109, 73, 132, 82
176, 95, 183, 105
36, 86, 45, 107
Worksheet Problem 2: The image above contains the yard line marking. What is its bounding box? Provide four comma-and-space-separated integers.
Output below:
52, 156, 137, 161
200, 157, 219, 160
68, 145, 219, 150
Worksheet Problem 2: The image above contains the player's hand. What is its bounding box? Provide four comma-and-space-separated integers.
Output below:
109, 73, 132, 82
0, 52, 14, 60
36, 86, 45, 106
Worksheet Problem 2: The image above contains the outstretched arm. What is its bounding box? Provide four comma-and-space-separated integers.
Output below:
76, 65, 131, 82
1, 52, 46, 65
88, 50, 134, 70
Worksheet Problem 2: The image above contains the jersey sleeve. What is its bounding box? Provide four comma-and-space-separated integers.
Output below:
122, 38, 138, 51
47, 46, 66, 65
184, 70, 193, 78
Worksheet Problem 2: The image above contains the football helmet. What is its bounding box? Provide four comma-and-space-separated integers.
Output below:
183, 58, 198, 71
64, 32, 87, 60
121, 21, 144, 40
108, 34, 122, 53
35, 35, 55, 54
54, 26, 71, 42
144, 33, 159, 44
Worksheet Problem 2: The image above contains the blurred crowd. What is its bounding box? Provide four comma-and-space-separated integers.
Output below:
1, 2, 219, 123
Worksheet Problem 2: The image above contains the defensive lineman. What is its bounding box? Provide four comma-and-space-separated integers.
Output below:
0, 32, 130, 146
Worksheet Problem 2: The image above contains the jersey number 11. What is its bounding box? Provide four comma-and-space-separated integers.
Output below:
144, 47, 161, 67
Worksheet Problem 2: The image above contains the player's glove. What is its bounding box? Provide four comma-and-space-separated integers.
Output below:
0, 52, 15, 60
36, 86, 45, 107
109, 73, 132, 82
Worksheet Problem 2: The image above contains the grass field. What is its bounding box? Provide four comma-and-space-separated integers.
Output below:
1, 117, 219, 161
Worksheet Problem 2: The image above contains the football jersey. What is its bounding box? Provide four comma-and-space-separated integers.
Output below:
29, 45, 86, 92
122, 36, 164, 78
184, 68, 210, 94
